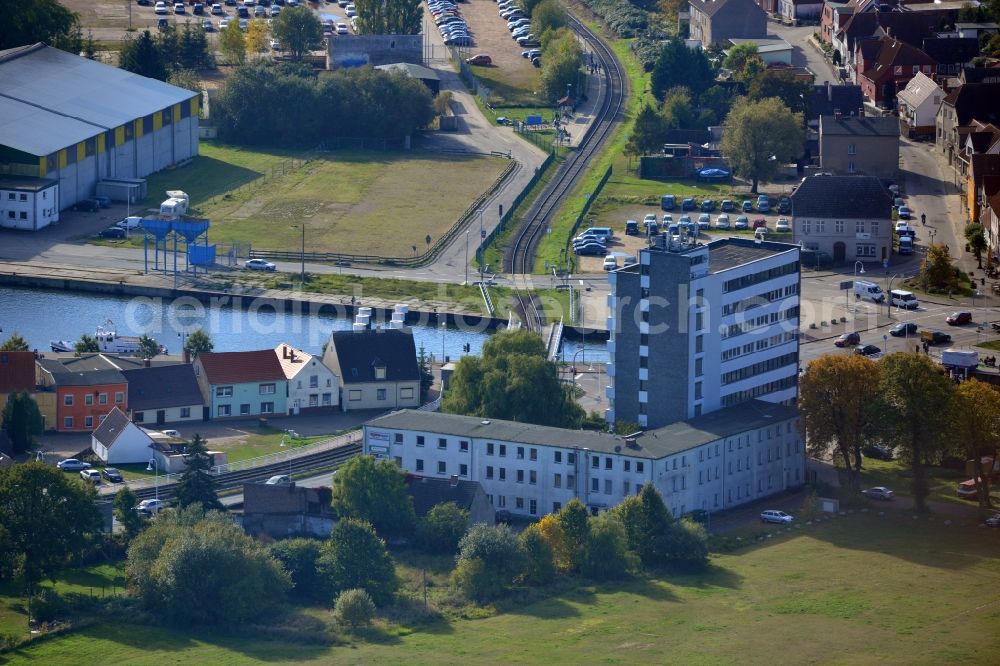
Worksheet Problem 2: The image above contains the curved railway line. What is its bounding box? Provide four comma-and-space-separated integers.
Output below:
505, 13, 627, 331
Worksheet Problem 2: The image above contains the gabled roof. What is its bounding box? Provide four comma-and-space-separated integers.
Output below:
790, 175, 893, 219
36, 355, 126, 387
121, 364, 203, 411
329, 329, 419, 383
971, 154, 1000, 187
91, 407, 145, 448
960, 67, 1000, 85
920, 38, 980, 66
943, 82, 1000, 127
689, 0, 765, 18
840, 11, 936, 52
273, 344, 315, 380
406, 476, 484, 517
896, 71, 942, 108
196, 350, 287, 385
809, 84, 865, 118
0, 351, 36, 393
861, 36, 936, 83
820, 114, 900, 137
966, 123, 1000, 154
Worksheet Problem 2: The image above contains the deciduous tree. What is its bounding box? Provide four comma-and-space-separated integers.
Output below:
1, 0, 82, 52
916, 243, 963, 293
219, 19, 247, 65
333, 588, 376, 628
723, 42, 764, 82
318, 518, 398, 606
0, 332, 29, 352
799, 354, 882, 489
650, 37, 713, 101
453, 523, 524, 600
268, 537, 325, 604
952, 379, 1000, 517
747, 70, 811, 119
965, 223, 988, 267
554, 498, 590, 571
540, 28, 583, 103
625, 103, 667, 157
518, 522, 556, 585
182, 329, 213, 359
876, 353, 955, 511
2, 392, 44, 454
174, 434, 224, 512
332, 455, 415, 538
355, 0, 422, 35
245, 18, 270, 58
271, 6, 323, 60
581, 515, 633, 580
720, 97, 804, 193
75, 334, 99, 354
137, 334, 161, 360
531, 0, 567, 40
416, 502, 469, 554
114, 486, 147, 539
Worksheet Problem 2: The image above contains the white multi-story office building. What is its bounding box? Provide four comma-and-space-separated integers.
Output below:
606, 236, 801, 430
363, 401, 804, 520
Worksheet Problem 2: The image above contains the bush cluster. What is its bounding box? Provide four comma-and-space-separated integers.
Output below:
579, 0, 649, 37
214, 62, 435, 147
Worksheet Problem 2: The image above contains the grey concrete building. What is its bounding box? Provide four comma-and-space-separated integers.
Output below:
607, 237, 801, 430
791, 175, 893, 264
688, 0, 768, 46
0, 43, 199, 211
327, 34, 422, 68
819, 114, 900, 181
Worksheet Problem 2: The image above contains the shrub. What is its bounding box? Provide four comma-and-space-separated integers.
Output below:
416, 502, 469, 555
317, 519, 398, 607
333, 588, 376, 629
582, 515, 635, 581
454, 524, 525, 601
519, 523, 556, 586
664, 519, 709, 571
31, 589, 68, 623
268, 538, 325, 604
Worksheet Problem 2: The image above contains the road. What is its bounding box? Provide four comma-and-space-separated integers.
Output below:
767, 21, 840, 84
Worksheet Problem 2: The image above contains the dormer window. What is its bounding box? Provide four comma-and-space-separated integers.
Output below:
375, 366, 386, 380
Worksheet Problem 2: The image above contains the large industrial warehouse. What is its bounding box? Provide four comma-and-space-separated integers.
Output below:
0, 42, 200, 224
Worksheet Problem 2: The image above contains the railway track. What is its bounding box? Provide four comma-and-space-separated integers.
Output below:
504, 13, 627, 330
123, 441, 363, 503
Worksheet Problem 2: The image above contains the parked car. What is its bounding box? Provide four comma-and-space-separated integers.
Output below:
863, 486, 895, 500
266, 474, 291, 485
775, 218, 790, 232
98, 226, 126, 239
155, 1, 168, 13
466, 54, 492, 66
102, 467, 124, 483
720, 199, 734, 212
889, 322, 919, 337
211, 3, 223, 13
336, 22, 348, 33
602, 255, 618, 271
575, 242, 606, 256
834, 332, 860, 347
921, 330, 952, 345
862, 444, 894, 460
202, 17, 214, 29
625, 220, 639, 236
174, 2, 186, 13
194, 2, 204, 13
697, 213, 711, 230
643, 213, 657, 229
946, 311, 972, 325
756, 195, 770, 213
681, 197, 696, 211
741, 200, 753, 212
715, 214, 730, 229
752, 218, 767, 229
136, 499, 167, 516
162, 429, 181, 438
700, 199, 715, 212
855, 344, 882, 358
79, 469, 101, 484
754, 227, 769, 239
734, 215, 749, 230
897, 205, 912, 219
245, 258, 276, 271
985, 514, 1000, 528
73, 198, 101, 212
57, 458, 92, 471
777, 197, 791, 214
760, 510, 793, 524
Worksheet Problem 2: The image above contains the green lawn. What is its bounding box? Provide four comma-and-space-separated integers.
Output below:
844, 457, 1000, 508
216, 431, 329, 464
8, 513, 1000, 664
466, 63, 543, 107
117, 143, 508, 258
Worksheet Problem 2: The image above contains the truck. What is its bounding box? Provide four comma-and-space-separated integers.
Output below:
854, 280, 885, 303
898, 235, 914, 255
942, 348, 978, 373
159, 190, 189, 217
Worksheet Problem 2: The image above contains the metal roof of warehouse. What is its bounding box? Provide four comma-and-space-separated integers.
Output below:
0, 43, 196, 154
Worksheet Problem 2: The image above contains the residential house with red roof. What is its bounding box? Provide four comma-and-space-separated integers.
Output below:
936, 82, 1000, 184
857, 35, 936, 108
193, 350, 288, 419
968, 154, 1000, 225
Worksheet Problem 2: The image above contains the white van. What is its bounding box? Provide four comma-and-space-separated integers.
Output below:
602, 255, 618, 271
890, 289, 919, 309
582, 227, 613, 241
854, 280, 885, 303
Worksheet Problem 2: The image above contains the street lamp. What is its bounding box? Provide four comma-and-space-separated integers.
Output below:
464, 229, 470, 286
478, 208, 485, 285
290, 224, 305, 286
853, 261, 865, 313
146, 458, 159, 501
886, 273, 901, 319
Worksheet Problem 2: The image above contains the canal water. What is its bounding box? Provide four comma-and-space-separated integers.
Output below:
0, 286, 609, 363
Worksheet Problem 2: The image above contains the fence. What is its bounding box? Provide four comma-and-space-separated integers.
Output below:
250, 158, 517, 268
478, 152, 558, 266
200, 156, 316, 211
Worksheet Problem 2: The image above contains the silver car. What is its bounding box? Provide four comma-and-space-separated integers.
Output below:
760, 510, 793, 524
245, 258, 276, 271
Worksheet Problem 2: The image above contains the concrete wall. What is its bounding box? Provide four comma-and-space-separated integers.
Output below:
821, 134, 899, 180
342, 380, 420, 411
328, 34, 423, 68
132, 403, 203, 426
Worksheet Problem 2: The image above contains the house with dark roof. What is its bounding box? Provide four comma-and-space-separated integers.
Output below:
35, 354, 128, 432
122, 364, 204, 426
241, 482, 336, 538
856, 35, 937, 108
90, 406, 155, 464
406, 476, 494, 525
819, 114, 900, 180
937, 82, 1000, 180
791, 175, 894, 263
688, 0, 767, 46
968, 154, 1000, 225
979, 179, 1000, 254
919, 38, 979, 78
808, 82, 864, 128
0, 350, 37, 409
835, 9, 941, 76
193, 350, 288, 419
322, 328, 420, 412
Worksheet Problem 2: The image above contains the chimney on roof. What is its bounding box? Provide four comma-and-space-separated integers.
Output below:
450, 474, 459, 486
827, 80, 833, 102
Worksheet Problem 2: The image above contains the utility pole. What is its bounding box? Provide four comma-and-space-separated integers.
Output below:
300, 223, 305, 286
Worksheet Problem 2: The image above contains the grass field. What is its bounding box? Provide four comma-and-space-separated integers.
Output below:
6, 512, 1000, 664
216, 430, 329, 464
130, 144, 507, 258
844, 456, 1000, 508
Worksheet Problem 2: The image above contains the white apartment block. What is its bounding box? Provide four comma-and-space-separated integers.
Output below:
363, 401, 805, 520
607, 236, 801, 430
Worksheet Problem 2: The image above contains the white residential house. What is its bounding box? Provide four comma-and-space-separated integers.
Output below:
90, 406, 155, 464
364, 402, 805, 520
896, 72, 944, 139
275, 343, 339, 414
0, 175, 58, 231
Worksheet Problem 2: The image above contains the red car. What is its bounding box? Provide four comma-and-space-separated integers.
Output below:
752, 218, 767, 229
465, 54, 492, 66
835, 332, 861, 347
946, 311, 972, 325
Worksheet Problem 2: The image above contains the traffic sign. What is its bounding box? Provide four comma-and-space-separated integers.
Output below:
839, 280, 854, 290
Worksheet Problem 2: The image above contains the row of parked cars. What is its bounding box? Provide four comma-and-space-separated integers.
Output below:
431, 0, 473, 47
661, 194, 791, 215
626, 212, 790, 236
497, 0, 541, 62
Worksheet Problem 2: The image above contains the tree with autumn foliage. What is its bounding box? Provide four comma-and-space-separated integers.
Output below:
952, 379, 1000, 517
798, 354, 882, 489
